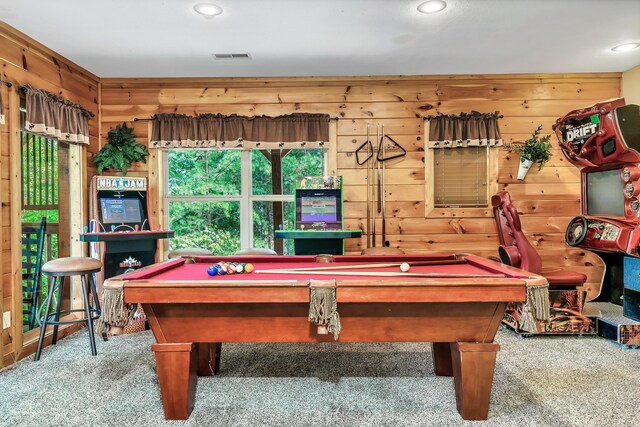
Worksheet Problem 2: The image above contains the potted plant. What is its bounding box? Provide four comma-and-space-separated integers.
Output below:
513, 125, 552, 180
94, 122, 149, 175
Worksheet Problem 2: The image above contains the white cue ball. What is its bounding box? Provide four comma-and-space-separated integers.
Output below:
400, 262, 410, 272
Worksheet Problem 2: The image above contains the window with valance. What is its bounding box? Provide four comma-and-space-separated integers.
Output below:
152, 113, 333, 255
21, 85, 92, 144
424, 112, 503, 211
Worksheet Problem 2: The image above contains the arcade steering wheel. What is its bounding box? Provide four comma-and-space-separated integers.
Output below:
565, 216, 588, 246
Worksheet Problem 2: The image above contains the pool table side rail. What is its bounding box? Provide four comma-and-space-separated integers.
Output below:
103, 253, 544, 305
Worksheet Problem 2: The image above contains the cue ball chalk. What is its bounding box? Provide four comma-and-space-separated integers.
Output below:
400, 262, 410, 272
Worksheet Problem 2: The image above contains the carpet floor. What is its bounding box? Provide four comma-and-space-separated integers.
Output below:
1, 328, 638, 427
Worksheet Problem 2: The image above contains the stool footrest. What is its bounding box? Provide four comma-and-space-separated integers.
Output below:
42, 308, 100, 325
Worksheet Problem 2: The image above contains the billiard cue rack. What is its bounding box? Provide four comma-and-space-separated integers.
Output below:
355, 124, 406, 249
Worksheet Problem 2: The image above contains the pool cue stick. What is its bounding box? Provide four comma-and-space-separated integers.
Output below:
380, 124, 388, 247
371, 125, 377, 247
376, 124, 382, 216
366, 124, 371, 248
254, 269, 507, 279
260, 259, 467, 272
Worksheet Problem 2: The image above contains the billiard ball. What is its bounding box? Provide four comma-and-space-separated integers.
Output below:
244, 263, 254, 273
400, 262, 410, 272
207, 266, 217, 276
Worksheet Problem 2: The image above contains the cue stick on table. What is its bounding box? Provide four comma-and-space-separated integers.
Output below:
264, 259, 467, 272
254, 269, 507, 278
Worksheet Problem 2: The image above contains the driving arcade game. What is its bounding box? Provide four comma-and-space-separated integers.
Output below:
553, 98, 640, 346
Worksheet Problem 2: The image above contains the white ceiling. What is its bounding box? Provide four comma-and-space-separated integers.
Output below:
1, 0, 639, 78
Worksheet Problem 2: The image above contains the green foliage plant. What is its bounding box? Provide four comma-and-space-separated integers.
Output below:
94, 122, 149, 175
513, 125, 553, 171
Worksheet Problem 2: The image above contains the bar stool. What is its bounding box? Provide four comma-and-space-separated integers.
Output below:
167, 247, 213, 263
361, 247, 405, 255
234, 248, 277, 256
34, 257, 103, 361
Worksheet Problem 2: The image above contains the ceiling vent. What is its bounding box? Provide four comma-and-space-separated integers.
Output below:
213, 53, 251, 60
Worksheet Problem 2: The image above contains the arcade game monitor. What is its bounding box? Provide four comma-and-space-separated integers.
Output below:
80, 176, 174, 280
275, 176, 362, 255
295, 188, 343, 230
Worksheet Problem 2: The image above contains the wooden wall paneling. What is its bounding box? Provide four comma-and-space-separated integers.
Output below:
97, 73, 616, 320
0, 85, 5, 368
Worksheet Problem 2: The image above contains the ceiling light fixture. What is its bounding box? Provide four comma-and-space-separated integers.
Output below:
417, 0, 447, 14
611, 43, 640, 53
194, 3, 223, 17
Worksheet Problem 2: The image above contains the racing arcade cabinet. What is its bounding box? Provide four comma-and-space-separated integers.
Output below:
553, 99, 640, 345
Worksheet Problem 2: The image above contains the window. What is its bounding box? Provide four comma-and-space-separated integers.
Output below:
424, 113, 501, 214
433, 146, 489, 207
166, 148, 325, 255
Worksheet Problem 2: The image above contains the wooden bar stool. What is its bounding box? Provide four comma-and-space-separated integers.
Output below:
167, 247, 213, 263
361, 247, 404, 255
34, 257, 103, 361
234, 248, 277, 256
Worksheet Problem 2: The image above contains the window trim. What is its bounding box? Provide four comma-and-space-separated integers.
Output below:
424, 122, 499, 217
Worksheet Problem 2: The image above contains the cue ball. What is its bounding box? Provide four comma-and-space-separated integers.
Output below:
400, 262, 410, 272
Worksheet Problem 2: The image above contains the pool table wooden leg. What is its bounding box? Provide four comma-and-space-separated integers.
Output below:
152, 343, 197, 420
431, 342, 453, 376
196, 342, 222, 376
451, 342, 500, 421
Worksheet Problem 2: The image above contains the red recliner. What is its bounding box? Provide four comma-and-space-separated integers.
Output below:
491, 191, 586, 288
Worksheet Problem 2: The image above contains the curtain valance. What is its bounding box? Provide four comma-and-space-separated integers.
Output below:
425, 111, 503, 148
22, 85, 92, 144
150, 113, 331, 149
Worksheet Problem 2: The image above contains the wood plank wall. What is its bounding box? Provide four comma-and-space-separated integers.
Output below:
0, 22, 99, 367
100, 74, 619, 297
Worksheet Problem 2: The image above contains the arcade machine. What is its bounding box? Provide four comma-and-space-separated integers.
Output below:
553, 98, 640, 346
80, 176, 174, 283
275, 176, 362, 255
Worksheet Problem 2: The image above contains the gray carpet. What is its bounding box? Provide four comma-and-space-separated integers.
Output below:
1, 328, 638, 427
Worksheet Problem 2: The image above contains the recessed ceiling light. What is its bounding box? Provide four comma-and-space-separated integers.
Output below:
194, 3, 223, 17
611, 43, 640, 53
417, 0, 447, 14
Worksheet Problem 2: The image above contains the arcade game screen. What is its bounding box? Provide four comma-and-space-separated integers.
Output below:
100, 198, 143, 224
585, 169, 625, 217
296, 189, 342, 227
300, 195, 338, 222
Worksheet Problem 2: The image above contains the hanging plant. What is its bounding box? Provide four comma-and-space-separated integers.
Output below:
94, 122, 149, 175
513, 125, 553, 171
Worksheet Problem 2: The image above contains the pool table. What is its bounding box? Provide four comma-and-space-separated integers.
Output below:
103, 253, 544, 421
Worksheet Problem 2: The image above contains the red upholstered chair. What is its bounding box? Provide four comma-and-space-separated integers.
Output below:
491, 191, 586, 288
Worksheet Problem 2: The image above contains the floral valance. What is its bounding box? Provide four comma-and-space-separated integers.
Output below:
425, 111, 503, 148
22, 85, 92, 144
150, 113, 331, 149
